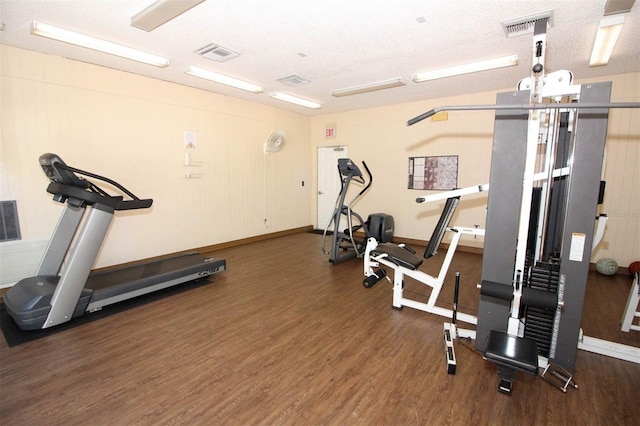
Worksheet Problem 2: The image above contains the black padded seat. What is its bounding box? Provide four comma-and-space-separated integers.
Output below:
371, 243, 423, 270
484, 330, 539, 376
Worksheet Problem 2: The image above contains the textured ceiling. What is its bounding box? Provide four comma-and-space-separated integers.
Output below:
1, 0, 639, 116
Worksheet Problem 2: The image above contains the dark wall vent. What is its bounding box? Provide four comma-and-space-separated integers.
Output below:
1, 200, 21, 241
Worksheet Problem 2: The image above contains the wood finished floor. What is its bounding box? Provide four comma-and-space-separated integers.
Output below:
1, 232, 638, 425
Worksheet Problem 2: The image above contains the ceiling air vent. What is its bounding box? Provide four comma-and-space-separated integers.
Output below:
195, 43, 240, 62
277, 75, 311, 87
502, 10, 554, 38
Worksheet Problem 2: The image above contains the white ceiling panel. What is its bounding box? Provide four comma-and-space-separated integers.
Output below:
1, 0, 638, 115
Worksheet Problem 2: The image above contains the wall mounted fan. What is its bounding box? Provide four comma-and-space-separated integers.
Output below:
265, 131, 286, 154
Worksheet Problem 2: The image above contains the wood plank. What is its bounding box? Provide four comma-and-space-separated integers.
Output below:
1, 232, 638, 424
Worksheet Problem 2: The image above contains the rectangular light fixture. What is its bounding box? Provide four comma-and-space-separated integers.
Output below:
604, 0, 635, 15
270, 92, 322, 109
131, 0, 206, 32
185, 66, 264, 93
30, 21, 169, 67
412, 55, 519, 83
589, 14, 626, 67
331, 77, 406, 97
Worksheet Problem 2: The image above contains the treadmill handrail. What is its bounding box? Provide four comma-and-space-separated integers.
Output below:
46, 183, 153, 210
40, 153, 153, 211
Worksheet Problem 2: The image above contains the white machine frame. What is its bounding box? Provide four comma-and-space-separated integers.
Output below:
363, 184, 487, 330
621, 272, 639, 333
373, 20, 640, 391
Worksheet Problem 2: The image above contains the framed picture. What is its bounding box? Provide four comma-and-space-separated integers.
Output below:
408, 155, 458, 190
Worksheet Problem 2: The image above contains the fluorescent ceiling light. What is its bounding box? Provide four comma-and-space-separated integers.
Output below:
589, 14, 625, 67
132, 0, 206, 32
186, 66, 263, 93
332, 77, 406, 97
412, 55, 519, 82
270, 92, 322, 109
30, 21, 169, 67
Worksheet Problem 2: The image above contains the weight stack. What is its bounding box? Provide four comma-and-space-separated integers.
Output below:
523, 262, 560, 357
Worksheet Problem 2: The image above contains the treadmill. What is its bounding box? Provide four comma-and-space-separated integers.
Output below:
4, 153, 226, 330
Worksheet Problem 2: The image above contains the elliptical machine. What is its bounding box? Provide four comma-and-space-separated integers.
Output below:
322, 158, 393, 264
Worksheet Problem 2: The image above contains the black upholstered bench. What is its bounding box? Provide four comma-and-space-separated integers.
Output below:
484, 330, 539, 395
370, 243, 423, 270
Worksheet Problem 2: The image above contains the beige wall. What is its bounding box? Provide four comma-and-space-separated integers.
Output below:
591, 72, 640, 268
0, 45, 312, 268
311, 73, 640, 267
311, 92, 496, 252
1, 45, 638, 271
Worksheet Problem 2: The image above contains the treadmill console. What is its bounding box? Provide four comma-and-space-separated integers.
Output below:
39, 153, 89, 189
38, 153, 153, 210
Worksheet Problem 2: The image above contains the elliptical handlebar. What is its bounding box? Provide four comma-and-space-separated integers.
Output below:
336, 158, 372, 194
359, 161, 373, 197
39, 153, 153, 211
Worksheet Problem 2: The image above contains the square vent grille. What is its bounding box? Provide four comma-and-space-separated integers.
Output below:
502, 10, 554, 38
1, 200, 21, 241
277, 75, 311, 87
195, 43, 240, 62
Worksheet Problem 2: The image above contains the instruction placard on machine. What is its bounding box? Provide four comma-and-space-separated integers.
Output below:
569, 232, 586, 262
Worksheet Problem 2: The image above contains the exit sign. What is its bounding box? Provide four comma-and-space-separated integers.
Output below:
325, 127, 336, 138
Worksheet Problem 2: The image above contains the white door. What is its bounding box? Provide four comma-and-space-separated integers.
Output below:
317, 146, 347, 230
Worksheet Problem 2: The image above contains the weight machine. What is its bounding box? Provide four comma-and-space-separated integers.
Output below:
363, 184, 485, 328
405, 19, 640, 393
365, 18, 639, 393
363, 183, 488, 377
